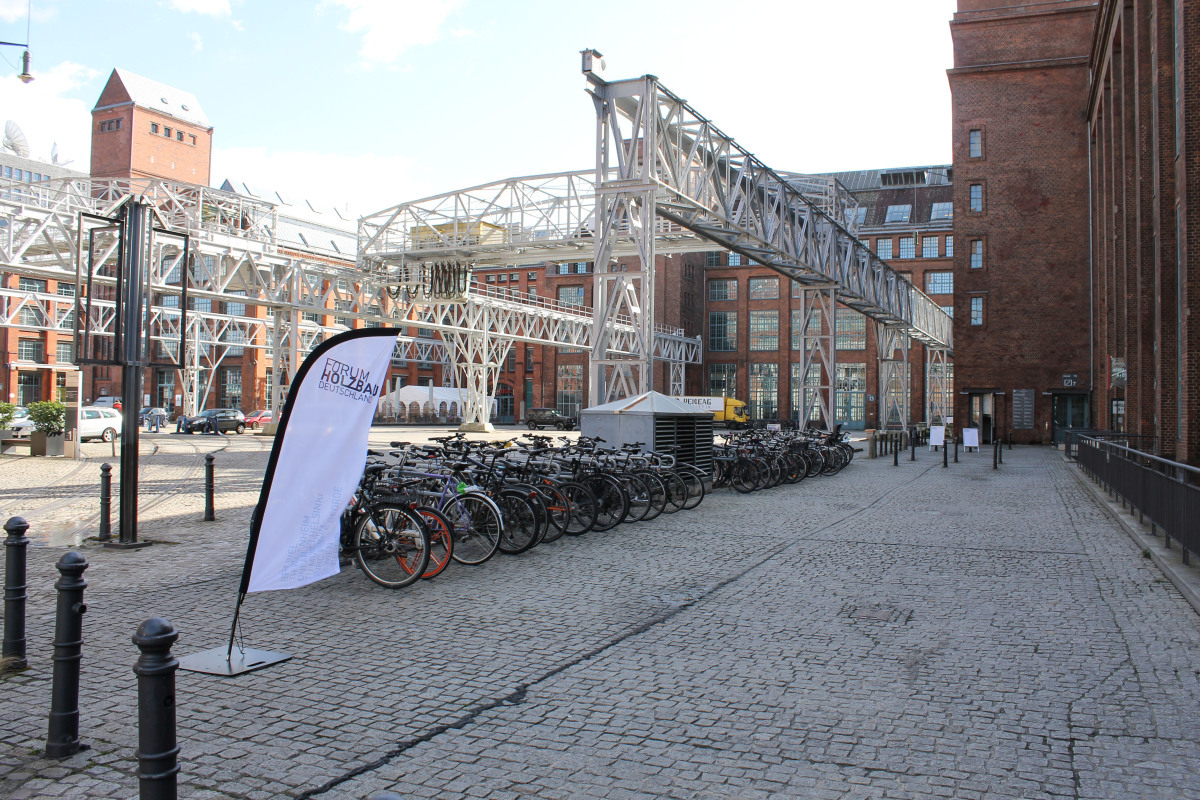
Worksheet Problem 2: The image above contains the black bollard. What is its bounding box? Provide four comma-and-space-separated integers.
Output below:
46, 551, 88, 759
98, 464, 113, 542
943, 437, 948, 468
3, 517, 30, 672
893, 438, 899, 466
910, 428, 916, 461
954, 435, 959, 463
998, 434, 1004, 464
203, 455, 215, 522
993, 438, 998, 470
133, 618, 180, 800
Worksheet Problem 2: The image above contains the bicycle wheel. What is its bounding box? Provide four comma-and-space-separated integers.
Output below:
415, 505, 453, 579
622, 473, 655, 523
658, 470, 689, 513
587, 473, 629, 532
731, 458, 759, 494
559, 480, 598, 535
672, 466, 706, 510
496, 490, 540, 554
633, 471, 667, 521
534, 483, 571, 543
352, 504, 430, 589
442, 492, 502, 565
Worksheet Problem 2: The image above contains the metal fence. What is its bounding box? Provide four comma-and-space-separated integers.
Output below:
1076, 436, 1199, 564
1061, 428, 1159, 459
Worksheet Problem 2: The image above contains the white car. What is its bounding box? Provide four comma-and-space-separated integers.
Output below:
14, 406, 125, 442
78, 407, 123, 442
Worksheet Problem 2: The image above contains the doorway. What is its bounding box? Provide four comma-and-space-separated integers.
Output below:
1051, 393, 1089, 441
495, 383, 514, 424
967, 393, 994, 444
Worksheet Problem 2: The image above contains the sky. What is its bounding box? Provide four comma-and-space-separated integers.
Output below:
0, 0, 959, 218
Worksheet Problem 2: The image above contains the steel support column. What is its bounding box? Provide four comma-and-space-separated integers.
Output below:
798, 286, 837, 428
878, 322, 911, 429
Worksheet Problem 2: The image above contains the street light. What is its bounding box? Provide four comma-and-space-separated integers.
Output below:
0, 42, 33, 84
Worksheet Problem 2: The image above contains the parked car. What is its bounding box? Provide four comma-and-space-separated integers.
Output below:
139, 407, 168, 426
78, 407, 124, 442
243, 409, 272, 430
526, 408, 577, 431
92, 397, 122, 409
184, 408, 247, 434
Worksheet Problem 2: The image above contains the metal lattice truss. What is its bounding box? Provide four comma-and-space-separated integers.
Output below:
797, 287, 837, 427
586, 71, 952, 356
926, 348, 952, 425
877, 323, 911, 428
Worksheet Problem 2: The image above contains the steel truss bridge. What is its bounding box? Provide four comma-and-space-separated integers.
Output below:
3, 59, 951, 428
359, 57, 953, 426
0, 177, 699, 426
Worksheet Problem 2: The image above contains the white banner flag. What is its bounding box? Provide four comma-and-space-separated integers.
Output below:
242, 330, 399, 593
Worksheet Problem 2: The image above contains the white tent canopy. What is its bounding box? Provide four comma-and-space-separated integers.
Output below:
377, 385, 494, 422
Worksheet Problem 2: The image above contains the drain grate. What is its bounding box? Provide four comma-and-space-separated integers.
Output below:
842, 603, 912, 624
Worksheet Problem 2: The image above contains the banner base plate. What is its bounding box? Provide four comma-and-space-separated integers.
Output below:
458, 421, 494, 433
178, 646, 291, 676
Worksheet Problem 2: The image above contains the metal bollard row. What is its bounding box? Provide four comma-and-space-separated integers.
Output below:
3, 516, 29, 672
46, 551, 88, 759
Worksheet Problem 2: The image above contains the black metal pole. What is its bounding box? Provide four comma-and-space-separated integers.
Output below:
46, 552, 88, 759
943, 437, 948, 468
893, 438, 899, 466
133, 618, 180, 800
203, 454, 215, 522
998, 431, 1004, 464
98, 464, 112, 542
117, 201, 151, 547
954, 435, 959, 463
910, 427, 916, 461
993, 438, 999, 470
3, 516, 29, 672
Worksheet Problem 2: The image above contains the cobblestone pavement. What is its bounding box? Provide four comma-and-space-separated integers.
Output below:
2, 436, 1199, 799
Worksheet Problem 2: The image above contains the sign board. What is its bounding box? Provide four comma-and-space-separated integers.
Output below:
1012, 389, 1035, 429
1062, 373, 1078, 387
929, 425, 945, 447
963, 427, 980, 449
766, 423, 781, 431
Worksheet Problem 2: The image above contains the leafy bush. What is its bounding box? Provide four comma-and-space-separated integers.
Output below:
0, 402, 14, 430
26, 401, 66, 436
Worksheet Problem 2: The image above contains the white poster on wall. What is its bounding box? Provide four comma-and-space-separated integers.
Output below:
241, 330, 398, 593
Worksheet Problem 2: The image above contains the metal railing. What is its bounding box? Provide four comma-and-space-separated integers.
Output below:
1076, 436, 1199, 564
1061, 428, 1159, 459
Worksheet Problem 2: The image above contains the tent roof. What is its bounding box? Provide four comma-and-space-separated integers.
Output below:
581, 391, 711, 416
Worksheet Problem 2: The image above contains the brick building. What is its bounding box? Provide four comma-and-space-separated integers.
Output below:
1086, 0, 1200, 465
948, 0, 1098, 445
949, 0, 1200, 465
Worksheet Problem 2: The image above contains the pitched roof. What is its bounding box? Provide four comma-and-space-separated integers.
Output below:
95, 68, 211, 129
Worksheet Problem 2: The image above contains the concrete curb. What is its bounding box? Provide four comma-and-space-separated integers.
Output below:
1066, 455, 1200, 617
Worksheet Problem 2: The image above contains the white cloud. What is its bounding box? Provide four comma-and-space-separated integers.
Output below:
0, 0, 58, 24
166, 0, 232, 15
0, 61, 99, 164
188, 31, 203, 52
210, 146, 420, 218
324, 0, 463, 66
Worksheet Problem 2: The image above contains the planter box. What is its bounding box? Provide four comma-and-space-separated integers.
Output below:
30, 431, 65, 457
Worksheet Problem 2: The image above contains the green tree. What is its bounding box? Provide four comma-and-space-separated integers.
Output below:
0, 402, 14, 430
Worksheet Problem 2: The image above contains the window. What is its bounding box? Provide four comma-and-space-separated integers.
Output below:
898, 237, 915, 259
556, 364, 583, 418
486, 274, 495, 283
57, 282, 75, 297
876, 238, 893, 260
164, 127, 172, 138
946, 236, 954, 258
970, 296, 984, 325
334, 300, 352, 327
708, 363, 736, 397
303, 311, 322, 323
176, 130, 184, 141
510, 273, 519, 282
748, 277, 779, 299
527, 272, 537, 281
497, 273, 506, 282
884, 204, 911, 224
528, 287, 537, 299
708, 279, 737, 301
19, 277, 45, 294
708, 311, 737, 351
940, 305, 954, 318
189, 134, 196, 146
525, 346, 534, 372
556, 262, 570, 275
574, 262, 589, 274
791, 281, 804, 299
835, 363, 867, 426
224, 329, 245, 356
749, 363, 779, 420
969, 184, 983, 212
191, 296, 211, 313
728, 252, 743, 267
925, 272, 953, 294
970, 239, 984, 269
225, 291, 246, 317
847, 207, 867, 227
836, 309, 866, 350
56, 340, 73, 364
160, 294, 180, 309
99, 119, 122, 132
969, 129, 982, 158
749, 311, 779, 351
150, 123, 160, 134
922, 236, 939, 258
17, 339, 44, 362
220, 368, 242, 409
704, 252, 722, 268
930, 202, 953, 221
791, 310, 806, 350
557, 286, 585, 307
